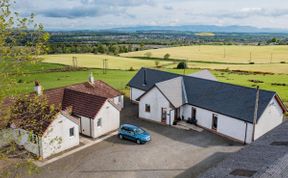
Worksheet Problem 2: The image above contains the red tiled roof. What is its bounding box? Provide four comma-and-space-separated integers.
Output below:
43, 88, 65, 106
4, 81, 122, 133
66, 81, 121, 98
62, 89, 107, 119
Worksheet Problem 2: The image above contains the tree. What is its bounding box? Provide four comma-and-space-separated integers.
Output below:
0, 0, 49, 176
10, 95, 60, 135
97, 44, 108, 54
164, 53, 170, 60
144, 52, 152, 58
0, 0, 49, 102
155, 61, 160, 68
271, 38, 277, 43
177, 61, 187, 69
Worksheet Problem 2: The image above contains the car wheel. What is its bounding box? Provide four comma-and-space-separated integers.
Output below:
136, 139, 141, 144
119, 134, 123, 139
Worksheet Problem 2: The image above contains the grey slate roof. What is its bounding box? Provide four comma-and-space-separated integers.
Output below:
128, 68, 180, 91
199, 121, 288, 178
130, 68, 281, 123
156, 77, 186, 108
182, 76, 275, 123
188, 69, 217, 81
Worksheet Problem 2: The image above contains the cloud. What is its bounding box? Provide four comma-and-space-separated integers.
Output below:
163, 5, 173, 10
39, 6, 126, 18
37, 0, 155, 19
215, 8, 288, 19
13, 0, 288, 30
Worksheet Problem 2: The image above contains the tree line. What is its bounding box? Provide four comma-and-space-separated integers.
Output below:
48, 43, 145, 55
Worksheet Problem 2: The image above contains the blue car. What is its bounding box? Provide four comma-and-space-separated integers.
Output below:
118, 124, 151, 144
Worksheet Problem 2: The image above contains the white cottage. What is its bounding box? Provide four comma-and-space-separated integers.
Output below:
12, 111, 79, 159
129, 68, 287, 143
10, 74, 123, 158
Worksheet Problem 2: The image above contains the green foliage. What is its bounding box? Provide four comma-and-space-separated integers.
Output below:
155, 60, 160, 67
164, 53, 170, 60
177, 61, 187, 69
0, 0, 49, 129
10, 95, 60, 136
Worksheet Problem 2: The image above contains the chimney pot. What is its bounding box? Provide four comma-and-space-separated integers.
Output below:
88, 72, 95, 84
34, 81, 42, 96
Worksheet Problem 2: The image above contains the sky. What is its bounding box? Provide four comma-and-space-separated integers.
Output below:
15, 0, 288, 30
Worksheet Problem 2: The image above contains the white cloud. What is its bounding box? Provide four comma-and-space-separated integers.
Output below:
13, 0, 288, 30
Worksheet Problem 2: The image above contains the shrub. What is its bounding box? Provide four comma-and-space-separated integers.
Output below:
128, 67, 135, 71
164, 53, 170, 60
177, 62, 187, 69
144, 52, 152, 58
280, 61, 286, 64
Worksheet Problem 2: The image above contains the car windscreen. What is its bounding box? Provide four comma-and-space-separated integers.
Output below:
135, 128, 144, 134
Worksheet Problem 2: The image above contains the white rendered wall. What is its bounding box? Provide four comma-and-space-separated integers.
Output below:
41, 114, 79, 159
180, 104, 253, 143
80, 116, 91, 137
13, 129, 40, 156
254, 97, 284, 140
113, 95, 124, 109
130, 88, 145, 103
13, 114, 79, 159
139, 87, 173, 124
92, 100, 120, 138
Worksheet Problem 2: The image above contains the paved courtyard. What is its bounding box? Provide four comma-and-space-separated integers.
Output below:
28, 100, 243, 178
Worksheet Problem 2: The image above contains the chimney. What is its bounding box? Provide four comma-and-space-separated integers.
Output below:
88, 72, 95, 84
143, 69, 147, 86
34, 81, 42, 96
252, 86, 260, 142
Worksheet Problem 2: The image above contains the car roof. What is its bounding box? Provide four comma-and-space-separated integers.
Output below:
121, 124, 140, 130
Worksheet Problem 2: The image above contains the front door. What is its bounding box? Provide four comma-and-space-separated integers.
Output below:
80, 117, 91, 137
191, 107, 196, 120
212, 114, 218, 131
161, 108, 167, 123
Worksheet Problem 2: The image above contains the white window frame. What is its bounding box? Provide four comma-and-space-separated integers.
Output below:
145, 104, 151, 113
97, 118, 102, 128
69, 127, 75, 137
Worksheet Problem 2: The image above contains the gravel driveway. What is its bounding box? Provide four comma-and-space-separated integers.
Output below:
27, 100, 243, 178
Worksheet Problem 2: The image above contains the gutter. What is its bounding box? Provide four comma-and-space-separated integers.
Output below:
244, 122, 248, 144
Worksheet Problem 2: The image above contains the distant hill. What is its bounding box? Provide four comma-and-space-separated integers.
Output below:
108, 25, 288, 33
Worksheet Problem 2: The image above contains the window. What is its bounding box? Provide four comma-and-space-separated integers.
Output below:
97, 118, 102, 127
192, 108, 197, 119
145, 104, 151, 112
69, 127, 74, 137
212, 114, 218, 130
118, 96, 122, 103
29, 134, 38, 144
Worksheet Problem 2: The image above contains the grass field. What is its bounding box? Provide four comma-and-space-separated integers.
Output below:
169, 63, 288, 74
12, 63, 288, 106
42, 54, 173, 70
121, 45, 288, 64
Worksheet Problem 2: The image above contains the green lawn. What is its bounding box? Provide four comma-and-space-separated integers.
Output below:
10, 63, 288, 106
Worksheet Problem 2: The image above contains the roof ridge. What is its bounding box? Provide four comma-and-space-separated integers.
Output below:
64, 88, 108, 100
181, 77, 188, 104
142, 67, 276, 93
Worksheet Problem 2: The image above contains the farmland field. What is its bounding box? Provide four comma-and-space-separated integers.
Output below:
42, 54, 173, 70
12, 63, 288, 106
121, 45, 288, 64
